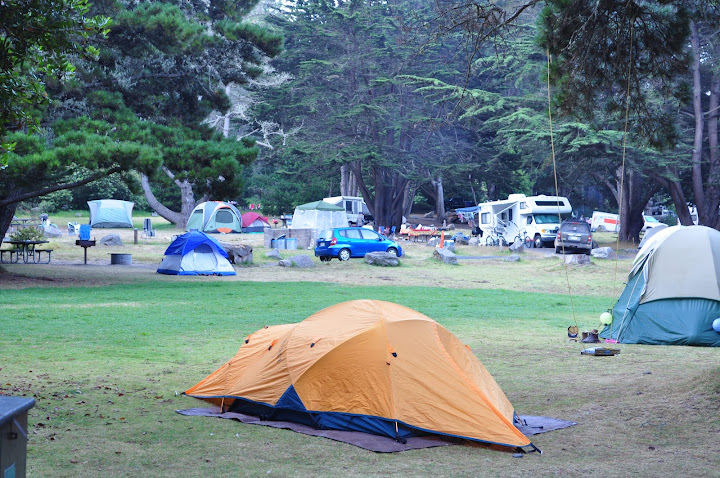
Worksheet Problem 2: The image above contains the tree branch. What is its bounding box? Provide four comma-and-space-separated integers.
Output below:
0, 166, 123, 208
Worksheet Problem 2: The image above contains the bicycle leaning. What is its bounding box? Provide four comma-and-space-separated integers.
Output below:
512, 229, 533, 249
485, 227, 508, 247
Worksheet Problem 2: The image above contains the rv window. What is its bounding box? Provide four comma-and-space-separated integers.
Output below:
508, 209, 513, 221
481, 212, 490, 224
535, 200, 564, 207
527, 216, 533, 225
535, 214, 561, 224
520, 202, 527, 209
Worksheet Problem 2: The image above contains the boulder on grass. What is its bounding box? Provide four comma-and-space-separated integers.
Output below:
221, 243, 253, 264
504, 254, 521, 262
100, 234, 123, 246
289, 255, 315, 268
564, 254, 592, 266
364, 252, 400, 267
591, 247, 617, 259
433, 248, 458, 265
278, 259, 293, 267
508, 241, 525, 253
427, 237, 440, 247
265, 249, 282, 260
469, 237, 481, 246
42, 224, 62, 238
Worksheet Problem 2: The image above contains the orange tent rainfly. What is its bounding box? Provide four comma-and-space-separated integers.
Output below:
185, 300, 535, 451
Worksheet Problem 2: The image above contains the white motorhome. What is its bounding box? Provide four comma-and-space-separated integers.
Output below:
468, 194, 572, 247
323, 196, 371, 226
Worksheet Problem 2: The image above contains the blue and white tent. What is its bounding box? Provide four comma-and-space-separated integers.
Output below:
157, 231, 236, 276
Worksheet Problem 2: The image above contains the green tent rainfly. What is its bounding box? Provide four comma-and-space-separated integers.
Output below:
601, 226, 720, 346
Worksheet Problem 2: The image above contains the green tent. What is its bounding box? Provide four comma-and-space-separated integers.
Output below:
295, 200, 344, 211
186, 201, 242, 234
601, 226, 720, 346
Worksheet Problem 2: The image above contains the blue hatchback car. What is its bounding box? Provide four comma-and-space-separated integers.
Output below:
315, 227, 403, 261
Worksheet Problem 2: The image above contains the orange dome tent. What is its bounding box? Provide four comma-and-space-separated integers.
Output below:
185, 300, 533, 450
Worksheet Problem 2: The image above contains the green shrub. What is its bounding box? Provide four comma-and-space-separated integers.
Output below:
37, 189, 73, 213
9, 226, 45, 242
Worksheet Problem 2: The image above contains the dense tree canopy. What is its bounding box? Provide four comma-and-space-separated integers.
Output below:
1, 0, 281, 235
0, 0, 110, 166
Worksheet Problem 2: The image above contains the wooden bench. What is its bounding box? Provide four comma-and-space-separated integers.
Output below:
32, 249, 53, 264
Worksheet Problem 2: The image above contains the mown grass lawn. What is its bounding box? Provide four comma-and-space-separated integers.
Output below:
2, 275, 719, 477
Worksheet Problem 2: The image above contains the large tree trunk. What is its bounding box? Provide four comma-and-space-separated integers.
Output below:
350, 162, 406, 230
0, 188, 21, 243
340, 163, 359, 196
597, 167, 657, 243
402, 183, 416, 222
618, 170, 654, 244
140, 173, 204, 229
432, 177, 446, 223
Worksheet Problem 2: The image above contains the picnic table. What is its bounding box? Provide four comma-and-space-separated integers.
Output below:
400, 225, 440, 242
1, 240, 52, 263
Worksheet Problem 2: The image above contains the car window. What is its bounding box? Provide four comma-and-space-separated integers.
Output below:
561, 222, 589, 233
360, 230, 380, 240
345, 229, 362, 239
319, 230, 333, 240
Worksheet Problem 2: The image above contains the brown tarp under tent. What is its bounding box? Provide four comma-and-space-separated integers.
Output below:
183, 300, 541, 452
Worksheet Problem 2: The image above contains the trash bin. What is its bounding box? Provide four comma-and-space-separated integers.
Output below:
285, 238, 298, 250
276, 234, 287, 249
0, 396, 35, 478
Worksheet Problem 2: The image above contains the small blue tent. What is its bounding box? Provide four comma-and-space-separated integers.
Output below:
157, 231, 236, 276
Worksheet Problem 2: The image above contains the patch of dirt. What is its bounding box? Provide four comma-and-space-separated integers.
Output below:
0, 268, 86, 289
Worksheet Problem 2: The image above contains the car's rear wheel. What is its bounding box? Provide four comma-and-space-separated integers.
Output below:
319, 256, 331, 262
386, 247, 398, 257
555, 247, 562, 254
338, 248, 351, 261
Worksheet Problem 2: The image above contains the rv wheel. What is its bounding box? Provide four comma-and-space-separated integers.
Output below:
533, 235, 543, 248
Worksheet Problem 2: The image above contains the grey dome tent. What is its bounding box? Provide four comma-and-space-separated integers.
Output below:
88, 200, 134, 228
186, 201, 242, 234
601, 226, 720, 346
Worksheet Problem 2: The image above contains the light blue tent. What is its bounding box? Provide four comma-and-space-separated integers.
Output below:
88, 199, 134, 228
157, 230, 236, 276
